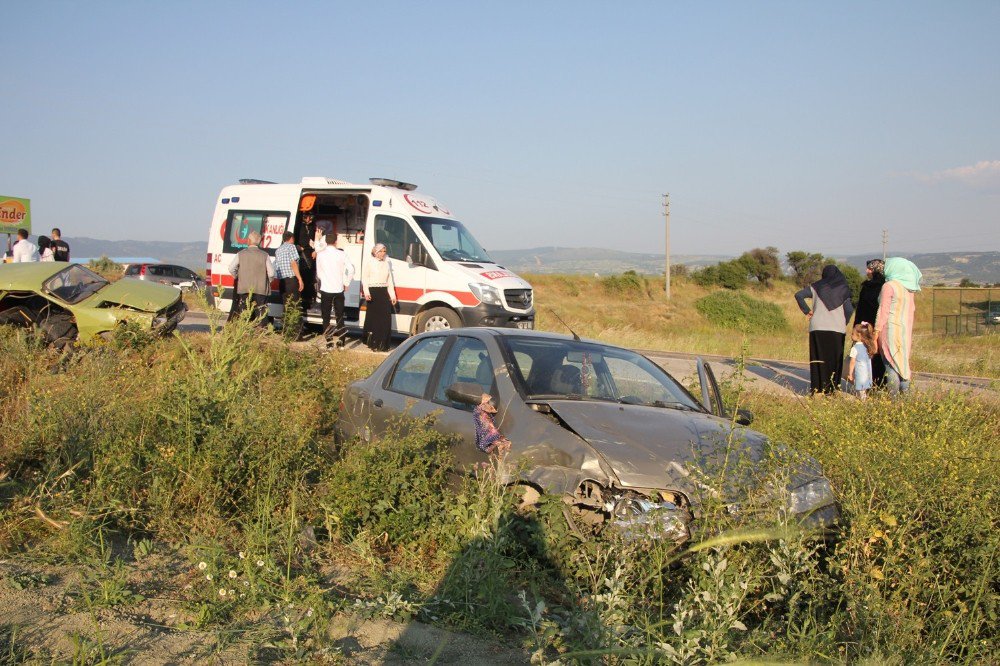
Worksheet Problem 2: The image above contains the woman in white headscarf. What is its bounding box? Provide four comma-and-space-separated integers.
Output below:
361, 243, 397, 351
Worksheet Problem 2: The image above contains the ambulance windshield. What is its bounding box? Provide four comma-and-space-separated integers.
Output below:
414, 216, 493, 263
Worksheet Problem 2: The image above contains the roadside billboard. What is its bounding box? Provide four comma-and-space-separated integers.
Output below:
1, 196, 31, 235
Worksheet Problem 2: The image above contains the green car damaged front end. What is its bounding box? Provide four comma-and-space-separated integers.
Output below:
73, 278, 187, 341
0, 263, 186, 345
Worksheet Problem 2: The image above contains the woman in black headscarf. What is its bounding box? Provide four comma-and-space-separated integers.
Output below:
794, 265, 855, 394
854, 259, 886, 387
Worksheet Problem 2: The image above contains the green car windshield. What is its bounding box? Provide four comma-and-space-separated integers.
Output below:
501, 335, 704, 410
43, 265, 109, 304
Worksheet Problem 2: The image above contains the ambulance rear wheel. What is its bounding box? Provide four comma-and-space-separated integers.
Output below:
415, 307, 461, 333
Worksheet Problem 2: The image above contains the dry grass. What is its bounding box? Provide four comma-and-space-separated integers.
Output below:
527, 274, 999, 378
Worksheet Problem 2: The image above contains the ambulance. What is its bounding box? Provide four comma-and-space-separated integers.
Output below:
206, 177, 534, 334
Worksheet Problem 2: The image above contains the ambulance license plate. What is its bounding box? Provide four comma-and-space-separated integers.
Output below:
515, 321, 533, 330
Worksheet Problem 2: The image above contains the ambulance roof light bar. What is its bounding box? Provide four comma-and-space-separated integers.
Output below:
369, 178, 417, 191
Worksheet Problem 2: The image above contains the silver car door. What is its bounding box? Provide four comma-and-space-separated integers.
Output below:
426, 336, 498, 468
370, 336, 449, 435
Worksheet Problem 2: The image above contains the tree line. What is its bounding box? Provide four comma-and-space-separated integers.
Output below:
690, 247, 863, 295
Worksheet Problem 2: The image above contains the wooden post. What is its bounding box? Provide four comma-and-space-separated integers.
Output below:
663, 193, 671, 300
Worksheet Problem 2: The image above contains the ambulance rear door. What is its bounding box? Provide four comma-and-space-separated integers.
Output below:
209, 184, 300, 312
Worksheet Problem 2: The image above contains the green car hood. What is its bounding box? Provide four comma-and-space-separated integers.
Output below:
81, 279, 181, 312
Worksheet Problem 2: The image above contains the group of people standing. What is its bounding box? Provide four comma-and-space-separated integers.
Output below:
795, 257, 922, 398
4, 228, 70, 263
227, 227, 396, 352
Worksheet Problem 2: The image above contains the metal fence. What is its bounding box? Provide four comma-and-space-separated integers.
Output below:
931, 287, 999, 335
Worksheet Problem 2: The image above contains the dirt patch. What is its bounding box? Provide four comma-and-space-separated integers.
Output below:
0, 558, 530, 664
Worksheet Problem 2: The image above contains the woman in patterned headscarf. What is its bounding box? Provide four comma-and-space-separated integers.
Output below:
795, 265, 855, 394
875, 257, 922, 395
854, 259, 886, 387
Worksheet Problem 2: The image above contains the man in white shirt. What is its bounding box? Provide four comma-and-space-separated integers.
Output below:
11, 229, 40, 262
315, 231, 355, 346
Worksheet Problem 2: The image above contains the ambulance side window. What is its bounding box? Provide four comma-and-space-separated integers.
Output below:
374, 215, 420, 262
223, 211, 289, 256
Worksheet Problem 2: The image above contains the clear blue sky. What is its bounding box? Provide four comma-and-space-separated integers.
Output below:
4, 1, 999, 257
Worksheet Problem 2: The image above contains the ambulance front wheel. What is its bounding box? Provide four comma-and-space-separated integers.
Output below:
415, 307, 461, 333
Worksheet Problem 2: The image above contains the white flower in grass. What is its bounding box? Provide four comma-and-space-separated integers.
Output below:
205, 574, 213, 581
228, 570, 237, 579
257, 559, 265, 567
219, 588, 227, 597
307, 608, 314, 618
229, 589, 235, 596
198, 561, 207, 570
243, 580, 250, 587
238, 551, 246, 559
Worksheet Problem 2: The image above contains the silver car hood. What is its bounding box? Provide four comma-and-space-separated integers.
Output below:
546, 400, 770, 493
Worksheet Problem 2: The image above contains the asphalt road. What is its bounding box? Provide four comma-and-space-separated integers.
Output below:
178, 312, 996, 398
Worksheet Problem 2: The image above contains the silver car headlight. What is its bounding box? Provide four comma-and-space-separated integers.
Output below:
469, 282, 502, 306
788, 477, 836, 516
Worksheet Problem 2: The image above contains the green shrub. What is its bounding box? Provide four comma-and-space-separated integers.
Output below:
693, 260, 750, 290
601, 271, 647, 298
319, 417, 455, 550
695, 291, 788, 332
87, 256, 123, 277
0, 317, 346, 545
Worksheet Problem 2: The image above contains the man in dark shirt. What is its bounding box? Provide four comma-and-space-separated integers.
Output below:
50, 228, 70, 262
228, 231, 275, 324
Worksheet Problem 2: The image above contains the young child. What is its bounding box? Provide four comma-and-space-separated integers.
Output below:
847, 322, 878, 399
474, 393, 511, 455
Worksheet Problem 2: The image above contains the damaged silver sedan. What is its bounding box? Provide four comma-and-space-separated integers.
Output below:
337, 329, 838, 540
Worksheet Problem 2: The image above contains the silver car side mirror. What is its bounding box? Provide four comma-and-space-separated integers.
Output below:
445, 382, 485, 405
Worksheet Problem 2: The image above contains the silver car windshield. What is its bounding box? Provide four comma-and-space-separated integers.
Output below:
501, 336, 703, 410
413, 216, 493, 263
43, 265, 109, 304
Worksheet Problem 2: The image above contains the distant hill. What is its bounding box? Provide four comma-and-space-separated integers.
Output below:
487, 247, 1000, 285
64, 237, 206, 271
841, 252, 1000, 286
53, 238, 1000, 285
487, 246, 729, 276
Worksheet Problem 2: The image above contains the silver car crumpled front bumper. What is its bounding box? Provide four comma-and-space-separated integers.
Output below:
607, 494, 690, 542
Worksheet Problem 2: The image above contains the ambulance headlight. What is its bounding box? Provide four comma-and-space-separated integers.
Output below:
469, 282, 502, 305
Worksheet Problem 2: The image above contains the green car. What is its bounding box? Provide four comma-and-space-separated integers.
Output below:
0, 262, 187, 347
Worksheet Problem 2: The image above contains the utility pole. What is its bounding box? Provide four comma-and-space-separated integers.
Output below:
882, 229, 888, 261
663, 193, 671, 300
